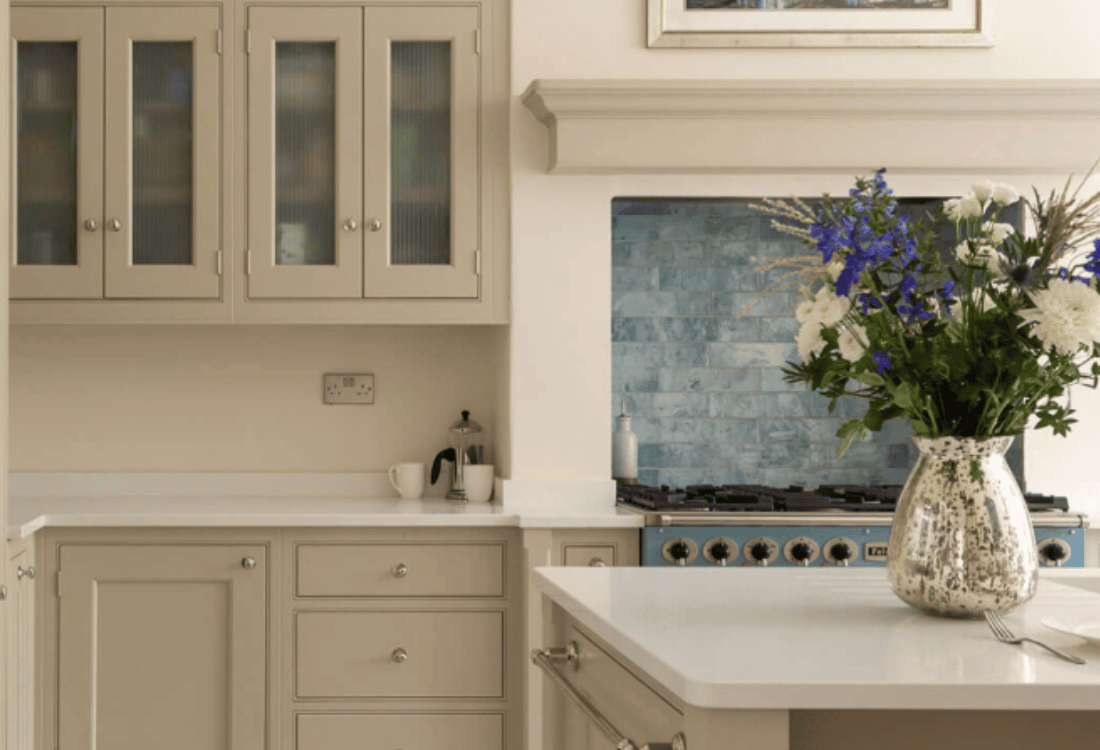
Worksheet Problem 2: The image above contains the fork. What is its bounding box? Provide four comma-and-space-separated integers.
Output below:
984, 610, 1086, 665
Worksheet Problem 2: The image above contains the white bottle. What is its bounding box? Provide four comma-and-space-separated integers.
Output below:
612, 401, 639, 484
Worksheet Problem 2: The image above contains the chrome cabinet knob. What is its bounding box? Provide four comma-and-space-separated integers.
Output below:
242, 556, 257, 570
15, 567, 23, 580
84, 219, 98, 232
589, 558, 606, 568
343, 219, 358, 232
25, 566, 35, 580
392, 563, 409, 578
392, 648, 408, 663
368, 218, 383, 232
107, 218, 123, 232
0, 586, 6, 601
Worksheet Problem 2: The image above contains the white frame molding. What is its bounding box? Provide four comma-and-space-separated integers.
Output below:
522, 79, 1100, 175
647, 0, 990, 49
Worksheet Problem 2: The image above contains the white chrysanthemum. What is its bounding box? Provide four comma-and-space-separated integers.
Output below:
992, 183, 1020, 206
971, 180, 995, 203
943, 198, 963, 222
796, 321, 827, 364
983, 221, 1016, 245
956, 241, 1007, 276
837, 325, 867, 363
958, 193, 983, 219
795, 297, 816, 324
1019, 278, 1100, 356
817, 294, 851, 327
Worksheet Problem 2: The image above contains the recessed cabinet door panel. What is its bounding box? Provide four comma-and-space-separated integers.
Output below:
247, 7, 363, 299
297, 713, 503, 750
11, 7, 104, 300
363, 6, 479, 299
103, 7, 221, 299
57, 545, 266, 750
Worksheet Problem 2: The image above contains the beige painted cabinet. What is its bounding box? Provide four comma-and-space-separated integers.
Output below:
4, 537, 35, 750
245, 4, 481, 302
286, 529, 520, 750
11, 5, 223, 302
52, 542, 267, 750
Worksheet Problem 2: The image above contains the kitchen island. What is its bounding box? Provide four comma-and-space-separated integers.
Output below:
533, 567, 1100, 750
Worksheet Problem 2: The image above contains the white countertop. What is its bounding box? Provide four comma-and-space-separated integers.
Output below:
6, 473, 644, 538
533, 566, 1100, 711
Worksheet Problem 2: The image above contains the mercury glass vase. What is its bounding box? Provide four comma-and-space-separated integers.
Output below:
887, 435, 1037, 618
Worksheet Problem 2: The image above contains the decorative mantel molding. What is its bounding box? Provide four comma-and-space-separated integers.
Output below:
521, 79, 1100, 175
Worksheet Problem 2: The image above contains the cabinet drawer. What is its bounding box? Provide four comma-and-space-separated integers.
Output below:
297, 713, 503, 750
296, 611, 504, 698
296, 543, 504, 598
566, 626, 682, 746
563, 545, 615, 567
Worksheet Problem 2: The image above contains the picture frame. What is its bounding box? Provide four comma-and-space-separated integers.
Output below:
647, 0, 990, 49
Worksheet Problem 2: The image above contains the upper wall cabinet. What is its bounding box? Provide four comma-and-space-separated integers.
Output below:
245, 4, 481, 304
11, 5, 224, 304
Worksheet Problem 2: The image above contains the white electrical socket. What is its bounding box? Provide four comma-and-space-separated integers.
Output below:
323, 374, 375, 405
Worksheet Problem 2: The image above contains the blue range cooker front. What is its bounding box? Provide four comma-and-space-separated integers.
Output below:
639, 513, 1088, 568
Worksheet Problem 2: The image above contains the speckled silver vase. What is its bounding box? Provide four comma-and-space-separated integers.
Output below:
887, 435, 1037, 618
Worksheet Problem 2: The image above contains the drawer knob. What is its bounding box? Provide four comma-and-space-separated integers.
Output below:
107, 218, 123, 232
368, 218, 383, 232
84, 219, 98, 232
242, 556, 257, 570
589, 558, 607, 568
392, 563, 409, 578
25, 566, 35, 580
15, 567, 24, 580
0, 586, 6, 601
392, 648, 409, 663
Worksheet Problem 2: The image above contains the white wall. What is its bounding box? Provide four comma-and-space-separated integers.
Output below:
507, 0, 1100, 502
10, 326, 500, 476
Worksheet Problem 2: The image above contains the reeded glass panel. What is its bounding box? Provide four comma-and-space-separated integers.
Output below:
17, 42, 78, 266
391, 41, 450, 266
275, 42, 335, 266
132, 42, 193, 265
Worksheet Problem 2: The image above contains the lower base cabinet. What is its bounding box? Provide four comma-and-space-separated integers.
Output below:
297, 713, 504, 750
43, 536, 269, 750
5, 537, 35, 750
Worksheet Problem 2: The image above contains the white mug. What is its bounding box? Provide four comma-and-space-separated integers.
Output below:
388, 462, 425, 500
463, 465, 495, 503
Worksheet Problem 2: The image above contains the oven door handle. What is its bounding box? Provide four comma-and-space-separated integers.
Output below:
531, 645, 687, 750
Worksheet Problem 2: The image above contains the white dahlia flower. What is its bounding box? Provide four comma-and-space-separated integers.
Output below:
958, 193, 984, 219
1019, 278, 1100, 356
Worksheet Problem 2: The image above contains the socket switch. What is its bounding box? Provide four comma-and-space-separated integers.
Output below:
324, 374, 375, 405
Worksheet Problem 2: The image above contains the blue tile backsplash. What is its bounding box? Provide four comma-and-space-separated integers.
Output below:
611, 197, 1023, 489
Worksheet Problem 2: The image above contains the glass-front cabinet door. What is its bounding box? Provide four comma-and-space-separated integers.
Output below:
11, 7, 103, 300
12, 5, 221, 301
362, 6, 480, 299
103, 6, 221, 299
247, 5, 480, 300
247, 6, 364, 299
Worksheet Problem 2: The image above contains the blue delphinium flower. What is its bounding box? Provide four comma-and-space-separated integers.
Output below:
873, 351, 892, 375
811, 222, 846, 263
1084, 238, 1100, 277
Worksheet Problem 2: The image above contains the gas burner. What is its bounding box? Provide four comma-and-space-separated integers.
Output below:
617, 482, 1071, 515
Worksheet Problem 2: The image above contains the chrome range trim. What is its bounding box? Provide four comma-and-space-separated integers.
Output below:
639, 511, 1090, 529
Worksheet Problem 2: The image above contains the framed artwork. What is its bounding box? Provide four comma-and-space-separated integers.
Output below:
647, 0, 990, 48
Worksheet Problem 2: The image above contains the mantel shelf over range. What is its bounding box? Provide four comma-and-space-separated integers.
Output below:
521, 79, 1100, 175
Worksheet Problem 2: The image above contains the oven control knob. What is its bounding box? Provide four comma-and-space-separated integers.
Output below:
791, 543, 812, 562
662, 538, 699, 566
831, 543, 852, 562
750, 542, 770, 563
824, 537, 858, 567
711, 542, 732, 563
783, 537, 820, 566
668, 541, 691, 565
1038, 538, 1071, 567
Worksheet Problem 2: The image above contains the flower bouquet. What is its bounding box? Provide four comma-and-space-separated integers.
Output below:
752, 166, 1100, 616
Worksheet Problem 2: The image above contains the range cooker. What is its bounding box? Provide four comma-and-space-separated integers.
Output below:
616, 483, 1088, 568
